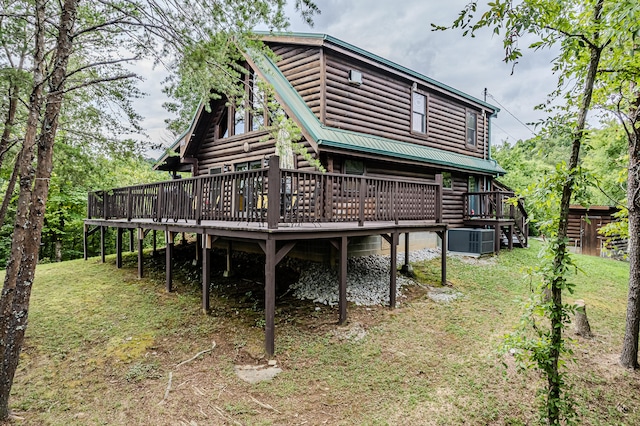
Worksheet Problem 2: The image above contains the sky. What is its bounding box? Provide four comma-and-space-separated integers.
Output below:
135, 0, 561, 157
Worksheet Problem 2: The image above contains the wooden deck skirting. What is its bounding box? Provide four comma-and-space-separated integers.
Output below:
84, 157, 448, 356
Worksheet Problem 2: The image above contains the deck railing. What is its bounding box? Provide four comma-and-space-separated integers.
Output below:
463, 191, 529, 244
88, 156, 443, 229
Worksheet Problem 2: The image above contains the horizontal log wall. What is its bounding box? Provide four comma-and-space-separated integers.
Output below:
193, 112, 318, 176
272, 45, 323, 120
322, 50, 488, 159
442, 175, 468, 228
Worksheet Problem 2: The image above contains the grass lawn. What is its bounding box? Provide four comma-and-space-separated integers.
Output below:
1, 239, 638, 425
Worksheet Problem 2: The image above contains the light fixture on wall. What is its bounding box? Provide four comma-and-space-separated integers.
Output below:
223, 164, 231, 173
348, 70, 363, 86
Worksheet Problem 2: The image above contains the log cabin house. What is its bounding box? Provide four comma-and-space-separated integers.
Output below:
84, 32, 528, 355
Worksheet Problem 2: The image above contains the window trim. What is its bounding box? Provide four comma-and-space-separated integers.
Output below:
411, 90, 428, 135
466, 109, 479, 148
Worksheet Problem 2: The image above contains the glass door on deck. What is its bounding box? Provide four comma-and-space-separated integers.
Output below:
468, 176, 479, 216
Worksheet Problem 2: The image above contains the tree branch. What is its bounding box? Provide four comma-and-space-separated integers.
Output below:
65, 57, 138, 80
62, 73, 137, 94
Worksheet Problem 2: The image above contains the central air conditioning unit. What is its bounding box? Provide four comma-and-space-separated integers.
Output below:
447, 228, 494, 255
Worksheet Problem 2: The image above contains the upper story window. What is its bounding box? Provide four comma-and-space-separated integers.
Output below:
466, 110, 478, 147
412, 92, 427, 133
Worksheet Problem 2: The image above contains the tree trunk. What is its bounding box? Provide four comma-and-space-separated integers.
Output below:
574, 300, 593, 338
0, 1, 47, 418
0, 0, 77, 420
0, 151, 20, 231
620, 103, 640, 368
546, 3, 603, 421
0, 81, 20, 171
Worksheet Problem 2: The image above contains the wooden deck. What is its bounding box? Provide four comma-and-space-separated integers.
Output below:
463, 191, 528, 250
84, 164, 532, 355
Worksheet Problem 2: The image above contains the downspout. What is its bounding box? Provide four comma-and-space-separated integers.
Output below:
488, 109, 499, 190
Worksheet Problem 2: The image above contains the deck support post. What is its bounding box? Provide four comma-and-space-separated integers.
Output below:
100, 226, 105, 263
202, 234, 212, 314
494, 224, 501, 254
507, 224, 513, 251
152, 230, 157, 257
137, 228, 144, 279
438, 229, 447, 285
224, 241, 234, 277
400, 232, 413, 275
129, 229, 134, 253
83, 224, 88, 260
195, 234, 202, 265
390, 232, 398, 308
339, 236, 348, 324
264, 239, 276, 356
116, 228, 123, 268
166, 231, 174, 292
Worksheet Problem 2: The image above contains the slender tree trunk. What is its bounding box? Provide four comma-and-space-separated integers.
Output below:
0, 82, 20, 170
547, 2, 603, 421
0, 0, 77, 420
0, 0, 46, 417
0, 152, 20, 230
620, 99, 640, 368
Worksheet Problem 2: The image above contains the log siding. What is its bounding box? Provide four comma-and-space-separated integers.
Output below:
320, 50, 488, 159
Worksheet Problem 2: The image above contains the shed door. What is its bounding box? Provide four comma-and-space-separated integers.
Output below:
581, 215, 601, 256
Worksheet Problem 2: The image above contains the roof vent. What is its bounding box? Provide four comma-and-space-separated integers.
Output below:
348, 70, 362, 86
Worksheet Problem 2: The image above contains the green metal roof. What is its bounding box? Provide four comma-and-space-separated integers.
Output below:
248, 47, 506, 176
255, 31, 499, 113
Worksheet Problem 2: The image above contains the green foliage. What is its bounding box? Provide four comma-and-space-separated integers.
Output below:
494, 122, 629, 236
504, 240, 579, 424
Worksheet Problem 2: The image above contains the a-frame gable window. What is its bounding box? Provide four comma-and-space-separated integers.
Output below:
218, 68, 269, 139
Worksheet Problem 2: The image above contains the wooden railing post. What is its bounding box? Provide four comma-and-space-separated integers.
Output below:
393, 181, 399, 224
87, 192, 92, 219
195, 178, 203, 224
127, 187, 132, 221
267, 155, 280, 229
495, 192, 503, 218
435, 174, 443, 222
156, 183, 163, 222
102, 191, 108, 219
358, 177, 366, 227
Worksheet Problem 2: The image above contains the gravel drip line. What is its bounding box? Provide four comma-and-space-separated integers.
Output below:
285, 248, 441, 307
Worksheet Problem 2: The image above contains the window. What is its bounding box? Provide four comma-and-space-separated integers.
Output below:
234, 101, 245, 135
251, 75, 265, 131
218, 69, 268, 138
412, 92, 427, 133
209, 167, 222, 175
218, 108, 229, 139
466, 110, 478, 146
442, 172, 452, 190
344, 159, 364, 175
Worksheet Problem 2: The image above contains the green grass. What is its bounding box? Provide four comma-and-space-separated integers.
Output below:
1, 240, 638, 425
